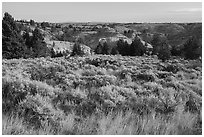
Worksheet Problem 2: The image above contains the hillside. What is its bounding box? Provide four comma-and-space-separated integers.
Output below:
53, 23, 202, 53
8, 16, 201, 59
124, 23, 202, 47
2, 55, 202, 135
2, 12, 202, 135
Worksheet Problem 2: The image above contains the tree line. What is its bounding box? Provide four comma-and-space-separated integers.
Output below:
2, 12, 84, 59
2, 12, 201, 61
2, 12, 51, 59
94, 33, 201, 61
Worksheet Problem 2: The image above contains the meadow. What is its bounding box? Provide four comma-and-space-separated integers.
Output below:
2, 55, 202, 135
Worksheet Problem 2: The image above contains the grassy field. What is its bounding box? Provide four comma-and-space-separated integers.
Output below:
2, 55, 202, 135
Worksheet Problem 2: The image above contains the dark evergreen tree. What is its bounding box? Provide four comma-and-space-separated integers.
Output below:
102, 42, 110, 55
151, 34, 167, 55
41, 22, 50, 29
3, 12, 18, 32
51, 25, 56, 33
158, 42, 171, 62
116, 39, 130, 56
95, 43, 103, 54
71, 42, 83, 56
130, 37, 145, 56
28, 28, 50, 58
183, 36, 201, 59
171, 45, 182, 56
32, 28, 44, 44
23, 30, 32, 47
30, 19, 35, 26
111, 47, 119, 55
32, 41, 50, 58
55, 51, 64, 57
69, 24, 73, 28
50, 48, 56, 58
124, 41, 130, 55
2, 12, 27, 59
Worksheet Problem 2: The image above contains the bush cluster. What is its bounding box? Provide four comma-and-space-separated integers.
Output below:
95, 37, 147, 57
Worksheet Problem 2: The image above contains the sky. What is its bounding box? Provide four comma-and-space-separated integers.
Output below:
2, 2, 202, 23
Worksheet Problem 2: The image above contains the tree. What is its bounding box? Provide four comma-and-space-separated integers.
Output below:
51, 25, 56, 33
102, 42, 110, 55
150, 33, 171, 61
183, 36, 201, 59
171, 45, 182, 56
151, 33, 167, 55
32, 41, 51, 58
31, 28, 50, 57
69, 24, 73, 28
130, 37, 145, 56
158, 42, 171, 62
32, 28, 44, 44
95, 43, 103, 54
116, 39, 130, 56
3, 13, 52, 59
2, 12, 27, 59
55, 51, 64, 57
3, 12, 18, 32
23, 28, 49, 58
77, 37, 85, 44
111, 47, 119, 55
23, 30, 32, 47
30, 19, 35, 26
50, 48, 56, 58
41, 22, 50, 29
71, 42, 84, 56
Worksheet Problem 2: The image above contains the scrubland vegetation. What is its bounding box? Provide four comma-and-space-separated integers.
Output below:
2, 12, 202, 135
2, 55, 202, 135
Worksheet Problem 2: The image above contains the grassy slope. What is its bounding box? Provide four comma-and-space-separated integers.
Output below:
2, 55, 202, 135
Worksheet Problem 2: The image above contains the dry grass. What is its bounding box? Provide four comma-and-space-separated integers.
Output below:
2, 55, 202, 135
2, 106, 201, 135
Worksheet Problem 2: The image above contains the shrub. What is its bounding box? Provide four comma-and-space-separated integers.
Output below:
135, 71, 157, 82
2, 54, 202, 135
163, 64, 180, 73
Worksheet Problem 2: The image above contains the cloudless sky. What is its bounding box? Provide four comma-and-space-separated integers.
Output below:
2, 2, 202, 23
